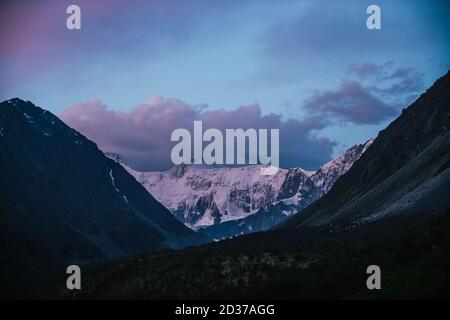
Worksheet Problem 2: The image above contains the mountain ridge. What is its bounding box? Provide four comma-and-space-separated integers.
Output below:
0, 98, 207, 295
279, 70, 450, 229
108, 139, 372, 239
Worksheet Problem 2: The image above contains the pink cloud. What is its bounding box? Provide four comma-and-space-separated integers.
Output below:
60, 96, 335, 171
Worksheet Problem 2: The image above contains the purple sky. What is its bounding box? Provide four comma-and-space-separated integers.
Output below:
1, 0, 449, 170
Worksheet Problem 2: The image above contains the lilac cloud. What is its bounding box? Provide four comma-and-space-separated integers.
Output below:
379, 67, 424, 95
348, 63, 424, 94
60, 97, 335, 171
303, 80, 397, 125
347, 62, 394, 80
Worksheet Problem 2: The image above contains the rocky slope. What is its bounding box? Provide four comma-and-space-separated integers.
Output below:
0, 99, 207, 296
281, 70, 450, 229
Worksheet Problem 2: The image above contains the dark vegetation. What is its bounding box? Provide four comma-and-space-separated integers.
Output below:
45, 207, 450, 299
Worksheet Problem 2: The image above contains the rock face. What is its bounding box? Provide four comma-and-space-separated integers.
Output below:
0, 99, 207, 294
123, 164, 291, 228
130, 164, 287, 228
114, 140, 372, 239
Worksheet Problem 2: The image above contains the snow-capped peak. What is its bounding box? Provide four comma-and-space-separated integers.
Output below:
107, 139, 371, 232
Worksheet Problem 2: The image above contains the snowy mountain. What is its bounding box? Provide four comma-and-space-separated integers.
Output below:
108, 139, 372, 239
307, 140, 374, 201
110, 161, 295, 228
197, 140, 373, 239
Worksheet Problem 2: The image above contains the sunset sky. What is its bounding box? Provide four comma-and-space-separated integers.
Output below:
1, 0, 449, 170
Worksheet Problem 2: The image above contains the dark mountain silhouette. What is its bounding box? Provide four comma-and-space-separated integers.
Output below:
280, 69, 450, 229
0, 98, 207, 296
47, 71, 450, 299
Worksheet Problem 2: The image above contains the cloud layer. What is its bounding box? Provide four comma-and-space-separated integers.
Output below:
60, 61, 425, 171
61, 97, 335, 171
303, 80, 397, 125
300, 62, 426, 126
348, 62, 424, 96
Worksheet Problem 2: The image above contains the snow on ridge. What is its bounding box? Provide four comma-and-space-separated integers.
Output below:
110, 161, 291, 228
362, 139, 374, 154
105, 139, 372, 229
108, 168, 132, 206
23, 112, 35, 123
300, 168, 316, 177
109, 168, 120, 193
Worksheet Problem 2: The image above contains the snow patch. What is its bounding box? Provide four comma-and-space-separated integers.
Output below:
23, 112, 35, 123
108, 168, 131, 206
109, 169, 120, 193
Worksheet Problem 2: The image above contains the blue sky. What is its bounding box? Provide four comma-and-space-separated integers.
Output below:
1, 0, 449, 169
